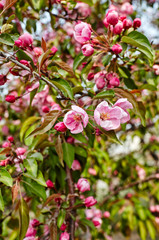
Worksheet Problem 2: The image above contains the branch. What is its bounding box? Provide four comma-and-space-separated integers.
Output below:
100, 173, 159, 206
0, 51, 64, 97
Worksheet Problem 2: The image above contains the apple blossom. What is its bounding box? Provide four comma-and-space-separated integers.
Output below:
60, 223, 67, 231
7, 136, 14, 142
121, 2, 133, 15
113, 22, 123, 35
103, 211, 110, 218
46, 180, 54, 188
63, 105, 88, 134
133, 18, 141, 29
85, 196, 97, 207
82, 44, 94, 56
0, 74, 7, 85
123, 19, 132, 29
94, 72, 106, 90
92, 217, 102, 228
51, 46, 58, 54
74, 22, 91, 44
54, 122, 67, 132
60, 232, 70, 240
5, 95, 16, 103
15, 147, 26, 155
77, 178, 90, 192
112, 44, 122, 54
106, 11, 119, 26
71, 160, 81, 171
88, 168, 97, 176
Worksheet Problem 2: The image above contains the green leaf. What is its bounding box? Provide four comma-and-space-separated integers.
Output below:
98, 127, 121, 144
146, 220, 156, 240
16, 50, 34, 68
0, 33, 14, 46
75, 146, 87, 158
24, 170, 47, 187
102, 54, 112, 66
94, 90, 115, 99
0, 189, 4, 211
73, 86, 84, 95
73, 53, 86, 72
23, 180, 46, 200
139, 84, 157, 91
1, 24, 13, 33
80, 0, 93, 6
80, 218, 96, 230
20, 116, 40, 142
70, 133, 87, 144
52, 78, 74, 100
138, 221, 147, 240
28, 110, 61, 138
62, 143, 75, 168
19, 198, 29, 240
0, 168, 13, 187
121, 31, 154, 64
24, 158, 38, 178
114, 88, 146, 126
57, 209, 66, 228
29, 152, 43, 161
124, 78, 137, 90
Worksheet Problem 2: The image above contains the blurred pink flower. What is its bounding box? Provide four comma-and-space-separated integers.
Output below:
77, 178, 90, 192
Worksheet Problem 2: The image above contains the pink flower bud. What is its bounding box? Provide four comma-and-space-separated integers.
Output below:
46, 180, 54, 188
2, 141, 11, 148
150, 205, 156, 212
87, 72, 94, 81
66, 136, 75, 144
0, 159, 9, 166
30, 219, 40, 227
16, 147, 26, 155
74, 22, 91, 44
25, 227, 37, 237
14, 39, 22, 47
112, 44, 122, 54
71, 160, 81, 171
155, 217, 159, 225
5, 95, 16, 103
113, 22, 123, 35
103, 211, 110, 218
51, 46, 58, 54
119, 15, 127, 21
0, 74, 7, 86
7, 136, 14, 143
60, 232, 69, 240
60, 223, 67, 231
82, 44, 94, 57
92, 217, 102, 227
121, 2, 133, 15
54, 122, 67, 132
88, 168, 97, 176
133, 18, 141, 29
0, 1, 4, 9
84, 196, 97, 207
109, 77, 120, 87
123, 19, 132, 29
20, 60, 29, 66
94, 72, 106, 90
106, 11, 118, 26
103, 17, 109, 28
42, 106, 50, 113
77, 178, 90, 192
33, 47, 43, 56
19, 33, 33, 48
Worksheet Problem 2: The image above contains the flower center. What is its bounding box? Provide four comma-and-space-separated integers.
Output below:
100, 112, 110, 120
73, 114, 82, 122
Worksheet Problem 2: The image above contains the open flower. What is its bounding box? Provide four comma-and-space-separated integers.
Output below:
74, 22, 91, 44
94, 99, 132, 131
63, 105, 88, 134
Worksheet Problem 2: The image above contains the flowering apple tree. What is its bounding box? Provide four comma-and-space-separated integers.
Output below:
0, 0, 159, 240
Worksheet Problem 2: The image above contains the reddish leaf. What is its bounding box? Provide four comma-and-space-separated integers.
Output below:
12, 182, 19, 203
38, 49, 51, 72
0, 0, 17, 17
41, 37, 47, 52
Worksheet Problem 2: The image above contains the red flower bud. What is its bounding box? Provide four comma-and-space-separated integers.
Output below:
42, 106, 50, 113
54, 122, 67, 132
112, 44, 122, 54
133, 18, 141, 29
5, 95, 16, 103
0, 75, 7, 86
7, 136, 14, 143
123, 19, 132, 29
46, 179, 54, 188
106, 11, 118, 26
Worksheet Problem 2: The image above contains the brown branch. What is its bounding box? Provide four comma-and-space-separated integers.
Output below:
100, 173, 159, 206
66, 166, 75, 240
0, 51, 64, 97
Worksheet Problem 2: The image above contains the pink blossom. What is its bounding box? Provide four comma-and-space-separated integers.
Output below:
71, 160, 81, 171
0, 159, 9, 166
2, 125, 9, 136
103, 17, 109, 28
20, 60, 29, 66
7, 136, 14, 142
23, 237, 37, 240
54, 122, 67, 132
51, 46, 58, 54
2, 141, 11, 148
77, 178, 90, 192
60, 232, 69, 240
30, 219, 40, 227
82, 44, 94, 56
63, 105, 88, 134
103, 211, 110, 218
94, 72, 106, 90
94, 100, 131, 131
15, 147, 26, 155
155, 217, 159, 225
60, 223, 67, 231
85, 209, 94, 219
88, 168, 97, 176
92, 217, 102, 228
150, 205, 156, 212
153, 65, 159, 75
33, 47, 43, 56
25, 227, 37, 237
106, 11, 118, 26
133, 18, 141, 29
113, 98, 133, 123
85, 196, 97, 207
76, 3, 91, 17
123, 19, 132, 29
112, 44, 122, 54
46, 180, 54, 188
121, 2, 133, 15
74, 22, 91, 44
113, 22, 123, 35
18, 33, 33, 48
0, 75, 7, 85
50, 103, 61, 111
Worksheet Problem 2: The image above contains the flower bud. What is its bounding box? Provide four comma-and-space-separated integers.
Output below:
92, 217, 102, 227
0, 2, 4, 9
103, 211, 110, 218
5, 95, 16, 103
19, 33, 33, 48
106, 11, 118, 26
25, 227, 37, 237
121, 2, 133, 15
66, 136, 75, 144
7, 136, 14, 143
2, 141, 11, 148
112, 44, 122, 54
133, 18, 141, 29
54, 122, 67, 132
20, 60, 29, 66
109, 77, 120, 87
77, 178, 90, 192
46, 179, 54, 188
103, 18, 109, 28
16, 147, 26, 155
87, 72, 94, 81
94, 72, 106, 90
88, 168, 97, 176
60, 223, 67, 231
84, 196, 97, 207
33, 47, 43, 56
42, 106, 50, 113
51, 46, 58, 54
71, 160, 81, 171
113, 22, 123, 35
0, 74, 7, 86
82, 44, 94, 57
0, 159, 9, 166
123, 19, 132, 29
14, 39, 22, 47
30, 219, 40, 227
60, 232, 69, 240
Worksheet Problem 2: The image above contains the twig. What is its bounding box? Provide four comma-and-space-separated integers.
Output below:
100, 173, 159, 206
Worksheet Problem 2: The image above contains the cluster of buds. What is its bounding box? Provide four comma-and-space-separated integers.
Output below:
24, 219, 40, 240
85, 207, 110, 228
